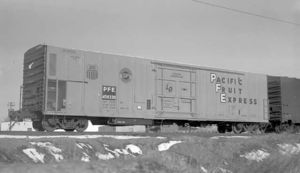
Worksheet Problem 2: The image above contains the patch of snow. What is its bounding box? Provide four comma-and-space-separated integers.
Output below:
94, 144, 142, 161
23, 148, 45, 163
30, 142, 63, 162
201, 166, 208, 173
95, 152, 115, 160
85, 121, 103, 132
0, 135, 165, 140
103, 144, 121, 157
240, 149, 270, 162
76, 143, 84, 149
76, 143, 93, 150
126, 144, 142, 155
81, 152, 90, 162
75, 143, 94, 162
278, 143, 300, 155
54, 129, 65, 132
114, 148, 130, 155
76, 142, 140, 161
210, 136, 251, 139
158, 141, 182, 151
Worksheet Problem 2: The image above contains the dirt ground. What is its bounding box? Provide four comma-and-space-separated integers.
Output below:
0, 133, 299, 173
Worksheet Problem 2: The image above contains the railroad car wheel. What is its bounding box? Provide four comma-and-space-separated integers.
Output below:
232, 123, 244, 134
75, 119, 88, 132
42, 119, 56, 132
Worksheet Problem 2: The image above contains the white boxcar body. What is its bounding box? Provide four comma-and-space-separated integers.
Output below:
23, 45, 269, 125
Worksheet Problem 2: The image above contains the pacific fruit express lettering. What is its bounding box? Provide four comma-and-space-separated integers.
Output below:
210, 73, 257, 105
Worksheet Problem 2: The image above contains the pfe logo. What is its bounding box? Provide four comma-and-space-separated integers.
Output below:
102, 86, 117, 100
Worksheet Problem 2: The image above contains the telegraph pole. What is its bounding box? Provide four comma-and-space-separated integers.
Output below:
7, 102, 15, 131
19, 85, 23, 110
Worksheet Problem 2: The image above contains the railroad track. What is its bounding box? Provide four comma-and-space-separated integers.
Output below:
0, 130, 263, 139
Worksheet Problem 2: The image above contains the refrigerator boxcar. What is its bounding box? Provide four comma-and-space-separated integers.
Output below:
22, 45, 269, 132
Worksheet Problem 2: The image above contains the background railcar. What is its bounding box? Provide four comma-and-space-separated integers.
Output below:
22, 44, 269, 132
268, 76, 300, 131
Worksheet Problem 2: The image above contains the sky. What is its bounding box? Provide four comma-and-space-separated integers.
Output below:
0, 0, 299, 122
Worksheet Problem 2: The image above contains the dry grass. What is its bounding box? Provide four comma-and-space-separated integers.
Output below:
0, 133, 299, 173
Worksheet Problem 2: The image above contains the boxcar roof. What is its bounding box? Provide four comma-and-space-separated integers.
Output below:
32, 44, 266, 77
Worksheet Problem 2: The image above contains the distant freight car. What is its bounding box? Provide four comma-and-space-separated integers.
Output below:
268, 76, 300, 132
22, 45, 269, 132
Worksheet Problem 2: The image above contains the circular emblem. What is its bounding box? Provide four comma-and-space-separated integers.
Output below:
120, 68, 132, 82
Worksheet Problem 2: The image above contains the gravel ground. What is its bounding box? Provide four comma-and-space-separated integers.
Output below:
0, 133, 299, 173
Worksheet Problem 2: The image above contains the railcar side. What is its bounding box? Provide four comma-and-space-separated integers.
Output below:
22, 44, 269, 133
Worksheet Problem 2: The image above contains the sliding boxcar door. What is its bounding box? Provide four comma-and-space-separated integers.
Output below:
156, 64, 196, 116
